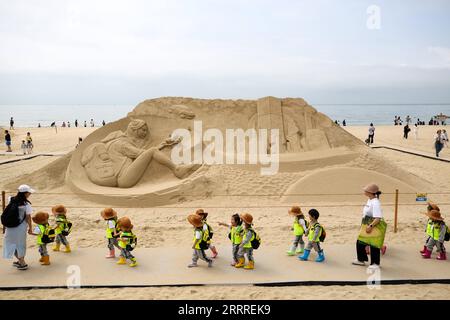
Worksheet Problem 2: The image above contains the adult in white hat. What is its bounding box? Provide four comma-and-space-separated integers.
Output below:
2, 185, 35, 270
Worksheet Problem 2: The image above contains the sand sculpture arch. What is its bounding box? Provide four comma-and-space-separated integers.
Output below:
80, 118, 199, 188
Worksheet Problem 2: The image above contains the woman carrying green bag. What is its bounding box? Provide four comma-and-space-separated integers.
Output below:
352, 183, 387, 270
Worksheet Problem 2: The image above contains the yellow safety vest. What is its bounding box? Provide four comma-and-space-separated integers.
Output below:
308, 223, 322, 243
426, 220, 443, 241
243, 228, 255, 249
293, 217, 306, 236
105, 217, 119, 239
193, 228, 209, 250
118, 231, 136, 249
55, 215, 69, 235
230, 225, 243, 245
36, 224, 54, 245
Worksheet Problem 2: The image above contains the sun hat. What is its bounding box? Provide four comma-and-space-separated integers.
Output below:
101, 208, 117, 219
32, 211, 49, 224
195, 209, 208, 219
240, 213, 253, 225
427, 202, 440, 212
363, 183, 380, 194
288, 206, 302, 215
52, 205, 67, 215
117, 217, 133, 231
188, 214, 204, 228
18, 184, 35, 193
424, 209, 444, 221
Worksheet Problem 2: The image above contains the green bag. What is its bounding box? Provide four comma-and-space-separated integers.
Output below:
357, 217, 387, 249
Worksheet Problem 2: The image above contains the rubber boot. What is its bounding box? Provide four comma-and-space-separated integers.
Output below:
421, 248, 432, 259
129, 258, 138, 267
235, 257, 245, 268
64, 245, 71, 253
105, 249, 115, 258
286, 244, 296, 256
244, 260, 254, 270
437, 252, 447, 261
41, 256, 50, 265
315, 250, 325, 263
295, 243, 305, 254
419, 246, 427, 254
210, 246, 218, 259
52, 243, 60, 252
39, 256, 44, 263
298, 249, 311, 261
116, 256, 126, 265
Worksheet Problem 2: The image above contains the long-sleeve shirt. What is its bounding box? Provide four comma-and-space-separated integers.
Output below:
241, 229, 253, 246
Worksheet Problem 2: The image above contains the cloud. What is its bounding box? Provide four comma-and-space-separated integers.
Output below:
428, 46, 450, 66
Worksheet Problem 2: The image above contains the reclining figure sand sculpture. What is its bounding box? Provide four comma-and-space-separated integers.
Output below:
81, 119, 199, 188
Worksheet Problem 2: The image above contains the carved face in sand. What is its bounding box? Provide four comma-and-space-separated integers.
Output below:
127, 119, 149, 140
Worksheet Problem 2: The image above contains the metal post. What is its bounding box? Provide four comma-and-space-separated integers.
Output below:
2, 191, 5, 234
394, 189, 399, 233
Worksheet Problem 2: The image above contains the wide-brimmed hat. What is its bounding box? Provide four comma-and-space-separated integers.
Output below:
117, 217, 133, 231
288, 206, 302, 216
52, 205, 67, 215
18, 184, 35, 194
424, 209, 444, 221
427, 202, 440, 212
32, 211, 49, 224
101, 208, 117, 219
195, 209, 208, 219
188, 214, 203, 228
363, 183, 380, 194
240, 213, 253, 225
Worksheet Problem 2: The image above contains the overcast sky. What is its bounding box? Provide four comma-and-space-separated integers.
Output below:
0, 0, 449, 105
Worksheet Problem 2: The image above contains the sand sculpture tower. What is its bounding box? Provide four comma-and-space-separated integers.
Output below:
256, 97, 287, 153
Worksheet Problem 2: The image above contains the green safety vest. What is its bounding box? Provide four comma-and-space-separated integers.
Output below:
426, 220, 443, 241
308, 223, 322, 243
105, 217, 119, 239
36, 224, 54, 245
293, 217, 306, 236
55, 215, 70, 235
243, 228, 255, 249
193, 228, 209, 250
230, 225, 243, 245
118, 231, 137, 249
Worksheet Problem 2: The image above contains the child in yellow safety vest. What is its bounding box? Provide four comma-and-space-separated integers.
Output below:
298, 209, 325, 262
196, 209, 218, 258
101, 208, 122, 258
286, 206, 308, 256
116, 217, 138, 267
219, 213, 244, 266
235, 213, 256, 270
188, 214, 213, 268
421, 203, 447, 260
31, 211, 56, 265
52, 205, 72, 253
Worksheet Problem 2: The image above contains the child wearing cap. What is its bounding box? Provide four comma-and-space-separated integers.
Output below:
196, 209, 218, 258
116, 217, 138, 267
219, 213, 243, 266
286, 206, 308, 256
187, 214, 213, 268
421, 203, 447, 260
235, 213, 257, 270
52, 205, 72, 253
101, 208, 121, 258
31, 211, 56, 265
298, 209, 325, 262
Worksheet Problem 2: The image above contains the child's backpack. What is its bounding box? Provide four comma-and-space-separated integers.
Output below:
445, 225, 450, 242
41, 225, 56, 244
206, 223, 214, 240
126, 234, 138, 251
250, 229, 261, 249
1, 197, 25, 228
319, 225, 326, 242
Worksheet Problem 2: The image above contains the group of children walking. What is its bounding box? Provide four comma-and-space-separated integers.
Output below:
27, 202, 447, 269
20, 132, 33, 155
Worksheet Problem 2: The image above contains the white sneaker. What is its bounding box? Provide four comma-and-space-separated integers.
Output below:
187, 263, 198, 268
367, 264, 380, 270
352, 259, 366, 266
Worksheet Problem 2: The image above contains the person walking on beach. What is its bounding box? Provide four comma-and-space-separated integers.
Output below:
75, 120, 78, 128
435, 130, 445, 157
187, 214, 213, 268
26, 132, 33, 153
286, 206, 308, 256
218, 213, 243, 266
4, 130, 12, 152
403, 124, 411, 139
343, 120, 346, 126
102, 120, 106, 126
2, 185, 35, 270
298, 209, 326, 262
368, 123, 375, 144
352, 184, 387, 270
84, 121, 87, 127
420, 202, 447, 260
442, 129, 449, 148
10, 117, 14, 130
414, 124, 419, 140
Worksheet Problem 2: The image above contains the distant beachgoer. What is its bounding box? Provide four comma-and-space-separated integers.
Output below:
352, 184, 386, 270
68, 121, 71, 128
26, 132, 33, 153
84, 121, 87, 128
75, 120, 78, 127
413, 124, 419, 140
442, 130, 449, 148
343, 120, 346, 126
2, 185, 35, 271
38, 123, 41, 128
10, 117, 14, 130
368, 123, 375, 144
50, 122, 56, 127
76, 137, 83, 148
62, 122, 66, 128
406, 115, 411, 125
403, 124, 411, 139
21, 140, 27, 155
90, 119, 94, 127
4, 130, 12, 152
435, 130, 445, 157
102, 120, 106, 126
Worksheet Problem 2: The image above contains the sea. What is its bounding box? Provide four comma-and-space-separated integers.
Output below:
0, 104, 449, 128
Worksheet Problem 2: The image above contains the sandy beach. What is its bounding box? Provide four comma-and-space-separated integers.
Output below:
0, 122, 449, 300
